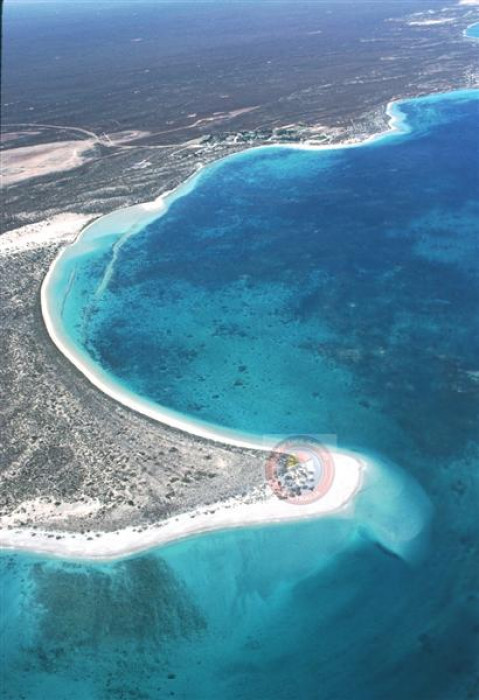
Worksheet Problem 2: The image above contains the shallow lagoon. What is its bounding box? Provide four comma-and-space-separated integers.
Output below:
46, 91, 479, 454
4, 91, 479, 699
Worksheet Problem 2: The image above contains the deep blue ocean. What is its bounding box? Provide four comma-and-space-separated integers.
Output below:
2, 92, 479, 698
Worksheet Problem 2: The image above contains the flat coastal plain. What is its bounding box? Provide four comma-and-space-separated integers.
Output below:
1, 0, 478, 543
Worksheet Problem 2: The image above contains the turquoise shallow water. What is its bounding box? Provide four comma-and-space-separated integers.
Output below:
465, 22, 479, 39
4, 91, 479, 698
1, 501, 477, 699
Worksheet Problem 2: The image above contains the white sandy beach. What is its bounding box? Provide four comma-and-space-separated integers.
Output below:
0, 213, 99, 257
408, 18, 455, 26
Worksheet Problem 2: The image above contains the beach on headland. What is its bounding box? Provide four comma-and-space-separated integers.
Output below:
0, 450, 364, 561
1, 118, 376, 558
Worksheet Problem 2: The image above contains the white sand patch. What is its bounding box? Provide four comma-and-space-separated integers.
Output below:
408, 18, 455, 26
101, 130, 151, 145
0, 213, 99, 257
1, 139, 96, 186
0, 498, 102, 528
189, 106, 259, 128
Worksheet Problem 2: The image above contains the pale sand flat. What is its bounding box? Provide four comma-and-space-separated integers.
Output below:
1, 139, 96, 186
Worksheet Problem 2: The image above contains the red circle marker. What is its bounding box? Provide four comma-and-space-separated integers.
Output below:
265, 436, 335, 505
